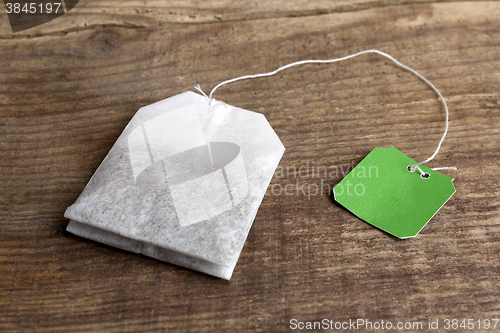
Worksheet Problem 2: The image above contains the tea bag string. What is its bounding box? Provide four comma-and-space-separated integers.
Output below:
198, 49, 456, 173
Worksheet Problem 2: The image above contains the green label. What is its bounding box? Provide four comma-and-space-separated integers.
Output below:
333, 147, 456, 239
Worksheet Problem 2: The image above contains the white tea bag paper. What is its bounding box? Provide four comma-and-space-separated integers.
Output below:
65, 91, 285, 280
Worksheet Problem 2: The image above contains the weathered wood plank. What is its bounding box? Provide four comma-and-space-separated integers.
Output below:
0, 0, 491, 36
1, 1, 499, 332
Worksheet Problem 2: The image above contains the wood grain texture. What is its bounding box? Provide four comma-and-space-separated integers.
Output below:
1, 1, 499, 332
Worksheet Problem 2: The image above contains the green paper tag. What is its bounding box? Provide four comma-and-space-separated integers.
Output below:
333, 147, 456, 239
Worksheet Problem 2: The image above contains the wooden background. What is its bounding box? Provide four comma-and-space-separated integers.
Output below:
1, 0, 499, 332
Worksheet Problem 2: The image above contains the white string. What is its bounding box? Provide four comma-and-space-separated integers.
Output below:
432, 166, 457, 171
200, 49, 455, 172
194, 84, 210, 100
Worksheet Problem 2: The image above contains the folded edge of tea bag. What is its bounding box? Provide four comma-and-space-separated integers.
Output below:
66, 220, 235, 280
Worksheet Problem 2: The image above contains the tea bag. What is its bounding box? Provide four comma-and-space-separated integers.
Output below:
65, 91, 285, 279
67, 50, 457, 279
